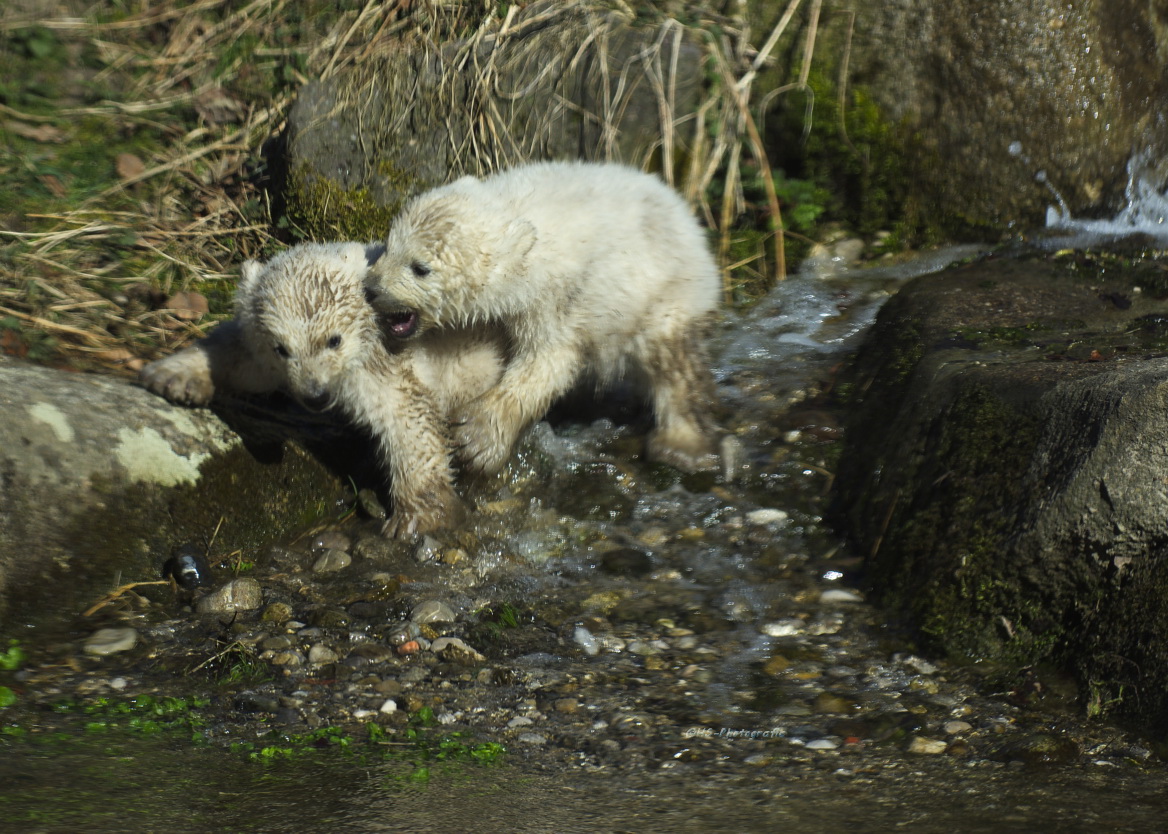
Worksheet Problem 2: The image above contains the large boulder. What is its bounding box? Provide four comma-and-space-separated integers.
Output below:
833, 249, 1168, 728
775, 0, 1168, 233
278, 2, 706, 241
0, 356, 344, 630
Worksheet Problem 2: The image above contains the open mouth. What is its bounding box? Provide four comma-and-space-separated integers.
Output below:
382, 309, 419, 339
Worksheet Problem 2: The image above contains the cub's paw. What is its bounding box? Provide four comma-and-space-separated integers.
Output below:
381, 490, 467, 540
453, 406, 519, 477
646, 425, 722, 474
139, 350, 215, 406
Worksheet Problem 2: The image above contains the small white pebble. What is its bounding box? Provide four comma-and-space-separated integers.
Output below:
573, 626, 600, 656
819, 588, 864, 604
805, 738, 840, 750
746, 508, 789, 525
761, 619, 804, 637
378, 698, 398, 714
908, 736, 948, 754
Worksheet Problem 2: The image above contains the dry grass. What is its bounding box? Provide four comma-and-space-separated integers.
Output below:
0, 0, 818, 372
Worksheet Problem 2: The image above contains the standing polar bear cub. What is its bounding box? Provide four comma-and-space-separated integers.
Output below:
366, 160, 727, 477
139, 242, 505, 538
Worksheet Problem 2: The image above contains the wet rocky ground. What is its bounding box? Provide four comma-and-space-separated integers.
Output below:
4, 248, 1167, 831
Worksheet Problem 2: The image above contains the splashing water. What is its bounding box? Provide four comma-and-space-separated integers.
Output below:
1043, 150, 1168, 244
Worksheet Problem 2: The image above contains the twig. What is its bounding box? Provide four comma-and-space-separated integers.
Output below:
82, 580, 170, 617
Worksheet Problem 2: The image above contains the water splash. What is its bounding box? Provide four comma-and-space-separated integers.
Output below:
1043, 150, 1168, 244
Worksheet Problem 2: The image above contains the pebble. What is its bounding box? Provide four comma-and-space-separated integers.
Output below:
379, 698, 398, 714
196, 578, 263, 614
599, 548, 654, 577
431, 637, 486, 665
357, 488, 387, 520
516, 732, 547, 745
412, 536, 443, 563
261, 602, 294, 623
507, 716, 534, 729
573, 626, 600, 656
307, 644, 339, 665
311, 548, 351, 573
410, 600, 456, 623
805, 738, 840, 750
270, 651, 304, 668
310, 530, 351, 552
944, 720, 973, 735
83, 627, 137, 656
746, 508, 789, 525
760, 619, 804, 637
908, 736, 949, 755
819, 588, 864, 604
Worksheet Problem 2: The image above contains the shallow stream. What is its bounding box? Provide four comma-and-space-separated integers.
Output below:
4, 245, 1168, 833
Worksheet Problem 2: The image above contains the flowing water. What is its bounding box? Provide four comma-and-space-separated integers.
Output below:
5, 245, 1168, 833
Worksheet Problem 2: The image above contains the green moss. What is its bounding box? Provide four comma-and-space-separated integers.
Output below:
281, 165, 405, 242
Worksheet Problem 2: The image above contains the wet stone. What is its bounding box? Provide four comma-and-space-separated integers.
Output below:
431, 637, 486, 665
196, 578, 263, 614
819, 588, 864, 604
357, 488, 387, 520
310, 529, 351, 552
261, 602, 294, 623
261, 635, 295, 651
83, 627, 137, 656
308, 607, 351, 629
308, 644, 339, 665
907, 737, 949, 755
312, 548, 352, 573
349, 643, 394, 663
599, 547, 654, 577
410, 600, 456, 624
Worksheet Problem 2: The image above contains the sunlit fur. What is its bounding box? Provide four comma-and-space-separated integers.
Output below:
366, 160, 726, 477
139, 243, 505, 538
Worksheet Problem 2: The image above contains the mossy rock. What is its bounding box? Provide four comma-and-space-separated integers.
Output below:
275, 4, 706, 240
832, 248, 1168, 731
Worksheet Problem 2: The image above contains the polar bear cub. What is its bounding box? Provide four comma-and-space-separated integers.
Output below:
365, 160, 726, 477
139, 242, 504, 538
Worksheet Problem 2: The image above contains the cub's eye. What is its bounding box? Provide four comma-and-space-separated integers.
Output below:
274, 344, 290, 359
410, 260, 431, 278
326, 334, 342, 349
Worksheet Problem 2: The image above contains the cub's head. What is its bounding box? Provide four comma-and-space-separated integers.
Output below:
366, 176, 535, 337
235, 242, 378, 412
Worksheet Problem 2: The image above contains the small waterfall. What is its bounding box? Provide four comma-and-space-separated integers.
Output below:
1043, 150, 1168, 244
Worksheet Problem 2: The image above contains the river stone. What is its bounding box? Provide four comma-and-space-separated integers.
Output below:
834, 251, 1168, 735
829, 1, 1168, 229
281, 4, 705, 240
312, 548, 351, 573
410, 600, 456, 624
431, 636, 486, 666
308, 644, 339, 665
907, 737, 949, 755
261, 602, 294, 623
83, 627, 137, 656
196, 578, 263, 614
0, 356, 342, 627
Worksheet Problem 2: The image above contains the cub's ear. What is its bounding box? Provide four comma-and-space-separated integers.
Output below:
337, 241, 367, 263
235, 259, 264, 311
487, 219, 535, 280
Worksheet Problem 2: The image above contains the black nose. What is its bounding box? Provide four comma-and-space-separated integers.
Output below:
299, 391, 331, 412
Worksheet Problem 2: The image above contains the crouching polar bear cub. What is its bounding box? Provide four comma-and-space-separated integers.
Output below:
366, 160, 728, 478
139, 242, 504, 538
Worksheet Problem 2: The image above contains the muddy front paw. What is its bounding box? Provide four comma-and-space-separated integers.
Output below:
381, 490, 467, 540
139, 350, 215, 406
646, 425, 722, 474
453, 395, 523, 477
